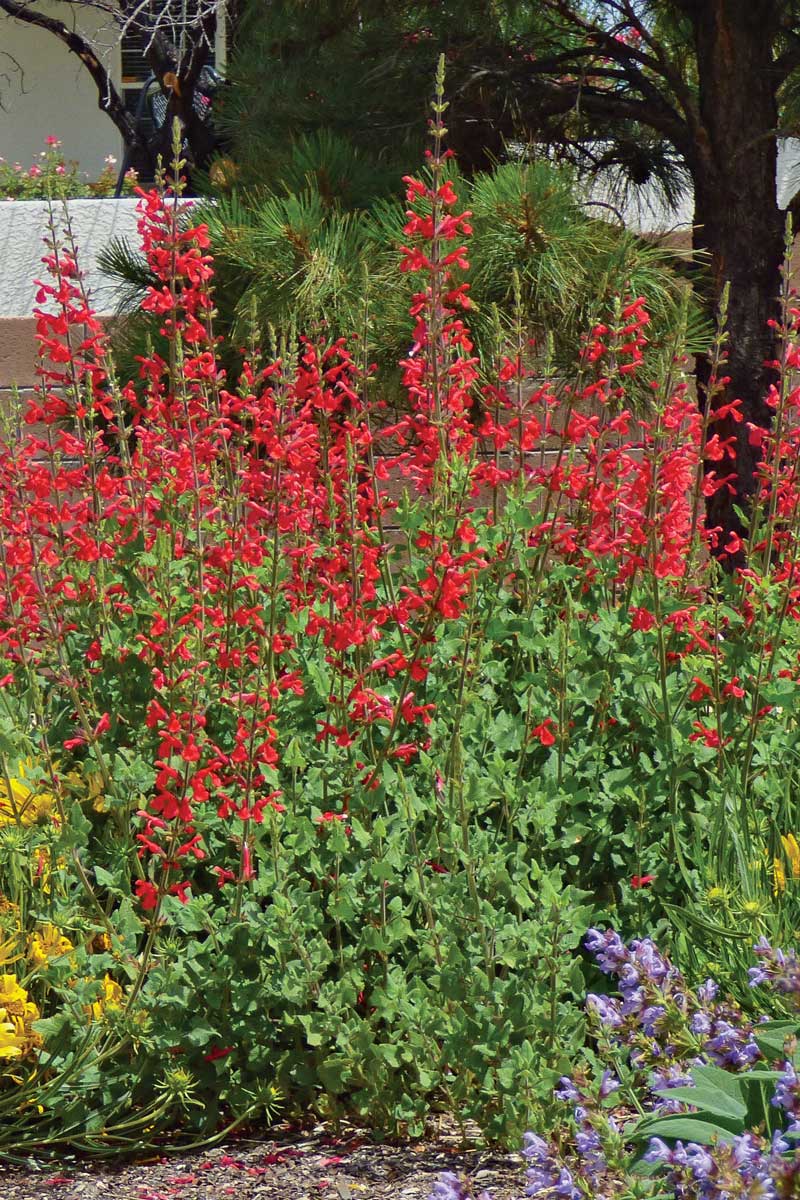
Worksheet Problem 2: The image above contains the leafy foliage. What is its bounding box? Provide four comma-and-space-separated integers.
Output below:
431, 931, 800, 1198
0, 137, 136, 200
2, 90, 800, 1163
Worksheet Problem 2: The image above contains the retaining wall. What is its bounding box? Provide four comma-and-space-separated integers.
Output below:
0, 199, 139, 402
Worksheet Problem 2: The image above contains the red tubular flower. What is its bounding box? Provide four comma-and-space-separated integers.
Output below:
531, 719, 557, 747
134, 880, 159, 911
630, 607, 656, 632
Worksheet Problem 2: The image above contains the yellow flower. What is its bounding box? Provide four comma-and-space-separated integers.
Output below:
0, 934, 21, 970
0, 1015, 25, 1060
782, 833, 800, 880
27, 925, 74, 969
774, 856, 787, 895
86, 974, 123, 1022
30, 847, 67, 895
0, 974, 41, 1056
87, 771, 107, 814
67, 767, 105, 813
0, 760, 57, 827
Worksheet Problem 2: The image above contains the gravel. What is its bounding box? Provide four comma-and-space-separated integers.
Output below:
0, 1122, 527, 1200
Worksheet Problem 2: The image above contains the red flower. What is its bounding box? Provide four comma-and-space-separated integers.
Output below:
204, 1045, 234, 1062
93, 712, 111, 737
134, 879, 159, 910
630, 874, 656, 889
689, 677, 713, 702
531, 719, 557, 747
630, 607, 655, 632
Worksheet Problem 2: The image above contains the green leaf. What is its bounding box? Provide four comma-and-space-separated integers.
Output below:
753, 1020, 800, 1061
634, 1111, 742, 1145
652, 1085, 745, 1123
93, 865, 122, 893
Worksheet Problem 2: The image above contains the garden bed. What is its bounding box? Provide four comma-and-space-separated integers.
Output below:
0, 1124, 524, 1200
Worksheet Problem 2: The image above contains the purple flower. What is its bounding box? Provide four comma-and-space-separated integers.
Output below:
697, 978, 718, 1004
703, 1020, 760, 1070
690, 1010, 712, 1035
598, 1070, 619, 1099
585, 993, 623, 1028
749, 938, 800, 1004
523, 1134, 581, 1199
584, 928, 628, 974
428, 1173, 491, 1200
428, 1173, 471, 1200
554, 1076, 579, 1102
538, 932, 799, 1200
773, 1062, 800, 1125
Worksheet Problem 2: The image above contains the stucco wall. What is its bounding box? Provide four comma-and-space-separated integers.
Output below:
0, 197, 139, 320
0, 197, 139, 392
0, 2, 123, 178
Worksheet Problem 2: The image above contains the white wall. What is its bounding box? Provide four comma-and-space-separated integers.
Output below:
586, 140, 800, 235
0, 2, 123, 178
0, 197, 139, 318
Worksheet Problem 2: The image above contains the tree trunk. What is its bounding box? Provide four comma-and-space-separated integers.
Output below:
690, 2, 785, 563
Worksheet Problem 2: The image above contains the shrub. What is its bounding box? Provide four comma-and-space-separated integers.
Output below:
428, 930, 800, 1198
0, 138, 137, 201
1, 78, 800, 1155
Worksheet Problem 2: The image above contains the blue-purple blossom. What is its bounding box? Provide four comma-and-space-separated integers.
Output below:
749, 937, 800, 1003
427, 1172, 491, 1200
554, 1076, 580, 1102
428, 931, 800, 1200
523, 1133, 582, 1199
584, 927, 761, 1078
598, 1070, 619, 1099
773, 1062, 800, 1129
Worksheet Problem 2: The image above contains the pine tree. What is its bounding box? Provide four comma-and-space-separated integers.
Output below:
224, 0, 800, 552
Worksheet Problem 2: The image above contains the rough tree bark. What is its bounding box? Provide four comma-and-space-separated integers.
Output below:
687, 2, 787, 559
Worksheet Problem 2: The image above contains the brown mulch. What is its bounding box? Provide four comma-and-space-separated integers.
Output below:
0, 1122, 527, 1199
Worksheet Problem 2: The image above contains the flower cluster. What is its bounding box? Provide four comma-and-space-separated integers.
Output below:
0, 138, 137, 201
584, 928, 761, 1074
429, 931, 800, 1200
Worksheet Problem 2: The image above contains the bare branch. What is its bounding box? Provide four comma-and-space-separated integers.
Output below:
0, 0, 146, 150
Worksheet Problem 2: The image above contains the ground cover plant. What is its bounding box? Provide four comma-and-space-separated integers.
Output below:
0, 137, 137, 200
429, 930, 800, 1198
1, 75, 800, 1166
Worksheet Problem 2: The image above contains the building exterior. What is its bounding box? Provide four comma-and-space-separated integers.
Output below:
0, 1, 226, 178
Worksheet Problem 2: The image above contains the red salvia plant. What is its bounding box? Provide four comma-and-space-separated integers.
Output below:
4, 74, 800, 1153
